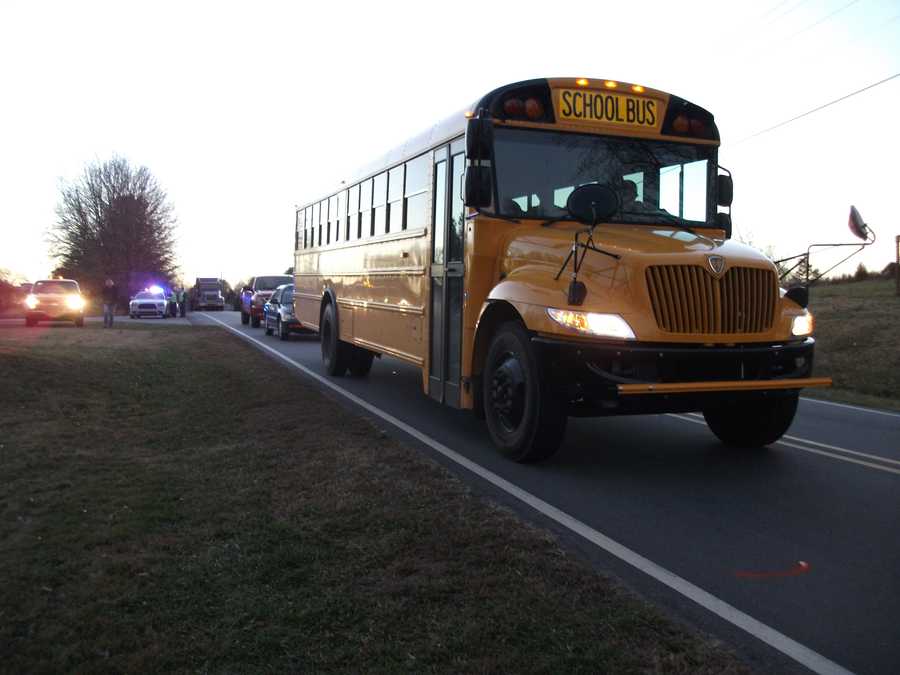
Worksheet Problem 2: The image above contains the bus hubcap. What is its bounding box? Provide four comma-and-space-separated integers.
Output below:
490, 353, 526, 433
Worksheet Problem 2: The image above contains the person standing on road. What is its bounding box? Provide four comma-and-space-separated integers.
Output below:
178, 288, 187, 317
102, 278, 117, 328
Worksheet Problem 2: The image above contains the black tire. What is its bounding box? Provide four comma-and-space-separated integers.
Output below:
250, 314, 260, 328
240, 311, 250, 325
347, 346, 374, 376
74, 317, 84, 328
482, 321, 567, 462
703, 393, 799, 448
278, 318, 290, 341
320, 302, 349, 376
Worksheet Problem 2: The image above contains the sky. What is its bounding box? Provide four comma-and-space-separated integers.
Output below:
1, 0, 898, 287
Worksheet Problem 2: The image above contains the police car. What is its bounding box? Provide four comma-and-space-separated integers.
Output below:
129, 290, 168, 318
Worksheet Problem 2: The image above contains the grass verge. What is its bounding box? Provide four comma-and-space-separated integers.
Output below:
809, 278, 900, 412
0, 323, 749, 673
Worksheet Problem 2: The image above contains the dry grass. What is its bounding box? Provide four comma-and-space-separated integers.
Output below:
0, 323, 751, 673
808, 278, 900, 411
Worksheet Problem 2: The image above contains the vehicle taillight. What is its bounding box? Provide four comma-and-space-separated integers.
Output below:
525, 97, 544, 120
660, 96, 718, 141
503, 98, 525, 117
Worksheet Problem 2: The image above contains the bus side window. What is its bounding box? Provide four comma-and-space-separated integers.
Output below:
360, 178, 373, 239
388, 165, 404, 232
294, 209, 304, 251
449, 152, 465, 262
330, 194, 340, 244
373, 172, 387, 236
347, 184, 359, 241
405, 153, 429, 231
433, 160, 447, 264
316, 200, 324, 246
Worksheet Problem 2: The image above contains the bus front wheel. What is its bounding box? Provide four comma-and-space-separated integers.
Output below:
321, 303, 349, 376
483, 321, 566, 462
703, 393, 799, 448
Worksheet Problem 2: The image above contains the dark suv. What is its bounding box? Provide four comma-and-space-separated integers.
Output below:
240, 275, 292, 327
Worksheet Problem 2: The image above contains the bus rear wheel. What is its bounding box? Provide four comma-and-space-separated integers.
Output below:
703, 393, 799, 448
483, 321, 566, 462
320, 303, 349, 376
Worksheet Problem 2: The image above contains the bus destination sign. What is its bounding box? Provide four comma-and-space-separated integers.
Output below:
557, 89, 659, 129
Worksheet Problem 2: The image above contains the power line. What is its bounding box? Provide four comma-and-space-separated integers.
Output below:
784, 0, 861, 41
732, 71, 900, 145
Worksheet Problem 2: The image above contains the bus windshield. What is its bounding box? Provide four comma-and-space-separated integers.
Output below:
492, 127, 716, 227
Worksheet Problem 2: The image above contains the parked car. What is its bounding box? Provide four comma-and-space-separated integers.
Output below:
263, 284, 302, 340
24, 279, 86, 327
240, 275, 292, 327
129, 290, 168, 318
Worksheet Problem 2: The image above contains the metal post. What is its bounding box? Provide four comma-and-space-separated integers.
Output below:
895, 235, 899, 296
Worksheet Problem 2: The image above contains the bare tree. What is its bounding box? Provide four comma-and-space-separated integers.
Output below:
49, 157, 177, 301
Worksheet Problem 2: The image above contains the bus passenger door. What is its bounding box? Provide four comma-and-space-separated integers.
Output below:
429, 144, 466, 407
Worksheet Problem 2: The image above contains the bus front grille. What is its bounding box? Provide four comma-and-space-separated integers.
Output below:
645, 265, 777, 334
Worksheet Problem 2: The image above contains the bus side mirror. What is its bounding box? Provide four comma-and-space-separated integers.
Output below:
464, 167, 492, 208
848, 205, 869, 240
717, 174, 733, 207
465, 116, 493, 161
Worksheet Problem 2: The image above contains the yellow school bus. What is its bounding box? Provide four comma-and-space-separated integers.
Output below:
293, 77, 830, 462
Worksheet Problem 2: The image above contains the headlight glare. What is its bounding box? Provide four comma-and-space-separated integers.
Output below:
25, 294, 38, 309
791, 311, 814, 337
547, 308, 636, 339
66, 295, 85, 310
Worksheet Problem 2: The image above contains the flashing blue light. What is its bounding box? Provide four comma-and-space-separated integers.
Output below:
147, 285, 165, 294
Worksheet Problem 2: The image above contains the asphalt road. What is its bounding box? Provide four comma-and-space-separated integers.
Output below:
194, 311, 899, 675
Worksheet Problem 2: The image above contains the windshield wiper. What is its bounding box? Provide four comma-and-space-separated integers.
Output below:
468, 208, 520, 223
540, 217, 576, 228
620, 209, 695, 233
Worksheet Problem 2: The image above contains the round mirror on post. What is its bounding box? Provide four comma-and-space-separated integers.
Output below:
848, 205, 869, 241
566, 183, 619, 226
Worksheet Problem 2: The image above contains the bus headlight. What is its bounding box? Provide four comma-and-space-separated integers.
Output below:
66, 295, 85, 310
791, 311, 814, 337
547, 308, 636, 339
25, 294, 38, 309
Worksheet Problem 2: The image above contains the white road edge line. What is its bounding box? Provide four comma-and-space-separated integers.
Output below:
681, 413, 900, 467
669, 415, 900, 476
200, 313, 854, 675
801, 396, 900, 419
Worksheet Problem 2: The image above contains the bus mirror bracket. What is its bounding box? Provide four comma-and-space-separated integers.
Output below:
553, 184, 621, 306
775, 205, 877, 287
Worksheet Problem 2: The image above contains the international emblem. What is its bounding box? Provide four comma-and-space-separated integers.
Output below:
707, 255, 726, 276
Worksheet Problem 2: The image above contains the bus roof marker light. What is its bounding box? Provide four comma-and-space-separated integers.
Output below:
464, 110, 474, 118
576, 78, 589, 86
631, 84, 645, 93
604, 80, 618, 89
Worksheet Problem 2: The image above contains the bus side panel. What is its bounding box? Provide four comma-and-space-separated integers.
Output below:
317, 230, 429, 367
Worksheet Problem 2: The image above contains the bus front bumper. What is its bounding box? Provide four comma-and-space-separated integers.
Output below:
531, 336, 831, 416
